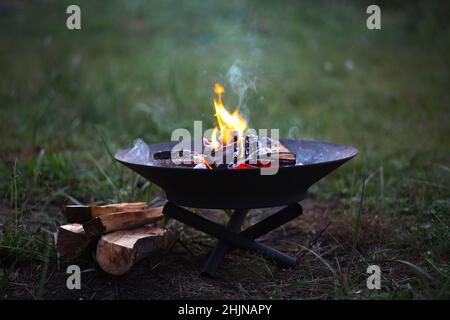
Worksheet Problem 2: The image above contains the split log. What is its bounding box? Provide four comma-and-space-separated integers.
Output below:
83, 206, 164, 238
266, 141, 296, 165
96, 225, 170, 276
56, 223, 94, 259
64, 202, 148, 223
153, 150, 171, 160
276, 152, 296, 166
258, 150, 296, 166
274, 143, 291, 154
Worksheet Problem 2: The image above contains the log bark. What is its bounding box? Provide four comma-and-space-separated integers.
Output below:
56, 224, 94, 259
83, 206, 164, 238
96, 225, 170, 276
64, 202, 148, 223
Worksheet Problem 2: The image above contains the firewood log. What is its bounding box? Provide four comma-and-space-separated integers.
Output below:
64, 202, 148, 223
277, 152, 296, 166
96, 225, 171, 276
258, 151, 296, 166
83, 206, 164, 238
56, 223, 95, 259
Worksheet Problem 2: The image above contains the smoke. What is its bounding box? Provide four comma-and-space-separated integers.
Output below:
288, 118, 303, 140
288, 126, 300, 140
226, 61, 256, 118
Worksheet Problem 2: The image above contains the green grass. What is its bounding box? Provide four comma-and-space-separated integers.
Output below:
0, 0, 449, 299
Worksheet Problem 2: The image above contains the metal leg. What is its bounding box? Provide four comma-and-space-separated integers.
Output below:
163, 202, 297, 269
201, 209, 249, 277
241, 203, 302, 241
201, 204, 302, 276
218, 203, 303, 257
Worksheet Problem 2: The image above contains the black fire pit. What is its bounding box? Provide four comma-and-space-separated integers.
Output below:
115, 139, 357, 277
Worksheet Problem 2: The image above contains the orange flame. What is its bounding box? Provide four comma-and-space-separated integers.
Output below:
211, 84, 247, 156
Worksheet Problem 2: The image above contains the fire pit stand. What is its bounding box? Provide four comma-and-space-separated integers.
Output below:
162, 201, 303, 277
115, 139, 358, 276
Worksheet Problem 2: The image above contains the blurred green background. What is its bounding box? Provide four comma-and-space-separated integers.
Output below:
1, 0, 448, 204
0, 0, 449, 299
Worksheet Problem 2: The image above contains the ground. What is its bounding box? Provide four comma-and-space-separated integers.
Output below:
0, 0, 449, 299
2, 200, 424, 300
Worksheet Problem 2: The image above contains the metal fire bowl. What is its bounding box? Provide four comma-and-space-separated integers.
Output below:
115, 140, 358, 209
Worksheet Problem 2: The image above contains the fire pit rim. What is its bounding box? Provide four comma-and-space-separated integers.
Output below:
114, 139, 358, 172
114, 139, 358, 208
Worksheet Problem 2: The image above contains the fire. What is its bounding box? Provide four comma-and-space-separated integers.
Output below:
211, 83, 247, 156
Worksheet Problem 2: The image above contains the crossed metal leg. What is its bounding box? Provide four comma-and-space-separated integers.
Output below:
162, 202, 303, 277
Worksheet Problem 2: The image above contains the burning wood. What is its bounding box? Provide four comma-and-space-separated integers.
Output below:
153, 136, 296, 169
152, 83, 297, 170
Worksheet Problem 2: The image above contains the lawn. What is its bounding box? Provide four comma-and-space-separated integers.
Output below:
0, 0, 449, 299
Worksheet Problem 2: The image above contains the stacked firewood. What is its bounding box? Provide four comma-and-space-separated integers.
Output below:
56, 202, 177, 276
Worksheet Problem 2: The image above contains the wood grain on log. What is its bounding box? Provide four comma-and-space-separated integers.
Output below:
56, 223, 93, 259
64, 202, 148, 223
96, 225, 168, 276
83, 206, 164, 238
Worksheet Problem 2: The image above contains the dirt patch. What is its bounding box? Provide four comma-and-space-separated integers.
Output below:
0, 200, 418, 299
